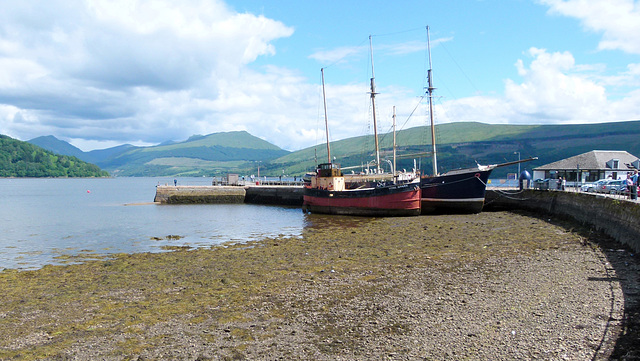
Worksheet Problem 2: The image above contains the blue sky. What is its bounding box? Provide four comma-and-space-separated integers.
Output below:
0, 0, 639, 151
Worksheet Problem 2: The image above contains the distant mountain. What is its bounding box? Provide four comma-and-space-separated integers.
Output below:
1, 135, 109, 177
28, 136, 138, 165
86, 144, 137, 164
98, 130, 290, 176
28, 135, 85, 160
271, 120, 640, 178
25, 131, 291, 177
22, 120, 640, 178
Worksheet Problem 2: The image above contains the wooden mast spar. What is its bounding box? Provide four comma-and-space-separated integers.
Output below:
426, 26, 438, 176
369, 35, 381, 174
321, 68, 331, 164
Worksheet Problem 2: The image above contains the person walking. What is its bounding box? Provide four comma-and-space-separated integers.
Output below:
631, 170, 639, 200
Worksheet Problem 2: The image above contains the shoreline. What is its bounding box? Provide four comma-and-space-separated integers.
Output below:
0, 210, 638, 360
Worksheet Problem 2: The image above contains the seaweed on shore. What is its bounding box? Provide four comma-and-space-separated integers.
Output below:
0, 211, 637, 360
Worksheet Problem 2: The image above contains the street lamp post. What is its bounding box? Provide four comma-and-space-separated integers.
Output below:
257, 161, 261, 184
514, 151, 520, 185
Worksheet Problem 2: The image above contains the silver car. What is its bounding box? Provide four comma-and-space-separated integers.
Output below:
582, 179, 607, 193
602, 179, 627, 194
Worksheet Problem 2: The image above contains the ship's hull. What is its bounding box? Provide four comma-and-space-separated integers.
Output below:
303, 182, 421, 217
420, 168, 493, 214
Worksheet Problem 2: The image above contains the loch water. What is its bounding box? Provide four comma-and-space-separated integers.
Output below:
0, 177, 306, 270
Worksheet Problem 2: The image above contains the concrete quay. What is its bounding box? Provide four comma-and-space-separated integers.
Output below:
154, 185, 304, 206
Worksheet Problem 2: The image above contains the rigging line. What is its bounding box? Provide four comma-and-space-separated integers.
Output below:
320, 38, 368, 71
314, 72, 323, 155
360, 27, 428, 161
359, 45, 375, 165
377, 29, 443, 158
401, 94, 427, 130
366, 28, 429, 153
370, 26, 425, 38
317, 68, 334, 161
376, 93, 428, 148
438, 40, 480, 96
370, 27, 432, 133
494, 189, 528, 195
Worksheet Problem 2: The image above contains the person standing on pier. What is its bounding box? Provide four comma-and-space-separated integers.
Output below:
629, 171, 638, 200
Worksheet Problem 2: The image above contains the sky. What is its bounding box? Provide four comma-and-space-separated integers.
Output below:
0, 0, 639, 152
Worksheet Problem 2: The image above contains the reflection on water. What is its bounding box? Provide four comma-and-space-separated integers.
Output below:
0, 178, 306, 270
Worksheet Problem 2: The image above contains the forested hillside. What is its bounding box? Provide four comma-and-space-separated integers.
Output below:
0, 135, 109, 177
270, 120, 640, 178
26, 131, 291, 177
20, 120, 640, 178
94, 131, 290, 176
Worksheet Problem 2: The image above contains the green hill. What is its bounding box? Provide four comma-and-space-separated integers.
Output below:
21, 120, 640, 178
0, 135, 110, 177
271, 120, 640, 178
28, 135, 86, 160
100, 131, 290, 176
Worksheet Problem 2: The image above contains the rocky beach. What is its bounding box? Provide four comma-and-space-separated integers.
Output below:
0, 210, 638, 360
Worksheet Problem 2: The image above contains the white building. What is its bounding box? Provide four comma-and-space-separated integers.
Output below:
533, 150, 640, 183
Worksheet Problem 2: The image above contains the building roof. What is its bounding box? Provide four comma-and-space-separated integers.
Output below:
534, 150, 640, 171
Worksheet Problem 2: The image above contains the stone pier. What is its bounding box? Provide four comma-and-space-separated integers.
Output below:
154, 186, 246, 204
154, 185, 304, 206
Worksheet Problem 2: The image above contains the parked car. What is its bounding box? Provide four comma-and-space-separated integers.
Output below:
581, 179, 607, 193
534, 179, 556, 190
602, 179, 627, 194
595, 179, 612, 193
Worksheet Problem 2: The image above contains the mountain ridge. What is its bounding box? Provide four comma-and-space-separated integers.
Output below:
22, 120, 640, 178
1, 135, 109, 177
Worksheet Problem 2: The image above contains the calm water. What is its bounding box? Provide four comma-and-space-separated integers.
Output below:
0, 177, 306, 270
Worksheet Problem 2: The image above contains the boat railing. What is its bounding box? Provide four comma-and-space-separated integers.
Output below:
213, 179, 305, 187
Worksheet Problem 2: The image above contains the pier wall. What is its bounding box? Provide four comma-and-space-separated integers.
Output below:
154, 186, 246, 204
154, 185, 303, 206
485, 190, 640, 253
244, 186, 304, 206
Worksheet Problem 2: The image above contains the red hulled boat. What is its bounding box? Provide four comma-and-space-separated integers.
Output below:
302, 61, 421, 217
303, 163, 421, 216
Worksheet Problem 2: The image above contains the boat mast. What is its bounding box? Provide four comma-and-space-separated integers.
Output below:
321, 68, 331, 164
393, 105, 397, 182
426, 26, 438, 175
369, 35, 381, 174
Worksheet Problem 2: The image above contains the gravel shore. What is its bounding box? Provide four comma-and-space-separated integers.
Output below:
0, 210, 638, 360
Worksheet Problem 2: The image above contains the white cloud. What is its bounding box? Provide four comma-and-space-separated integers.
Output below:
309, 46, 365, 65
0, 0, 296, 150
1, 0, 639, 156
431, 47, 622, 125
540, 0, 640, 54
504, 47, 607, 121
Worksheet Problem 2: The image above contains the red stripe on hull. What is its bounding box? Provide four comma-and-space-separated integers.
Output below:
303, 188, 421, 216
